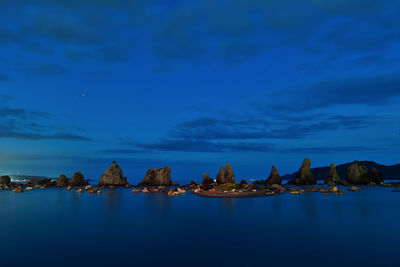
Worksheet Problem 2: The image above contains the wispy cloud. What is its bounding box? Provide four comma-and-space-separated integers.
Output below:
105, 138, 381, 154
166, 114, 376, 141
0, 104, 91, 141
0, 95, 14, 102
105, 112, 381, 153
18, 63, 68, 76
1, 0, 399, 69
257, 71, 400, 113
0, 72, 10, 81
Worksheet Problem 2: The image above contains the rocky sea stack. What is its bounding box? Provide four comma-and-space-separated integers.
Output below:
216, 163, 235, 184
346, 161, 369, 184
56, 174, 69, 187
325, 163, 343, 185
141, 166, 172, 186
369, 167, 383, 184
70, 171, 88, 186
202, 173, 213, 185
288, 158, 316, 185
0, 175, 11, 186
346, 161, 384, 184
98, 161, 128, 186
265, 166, 281, 185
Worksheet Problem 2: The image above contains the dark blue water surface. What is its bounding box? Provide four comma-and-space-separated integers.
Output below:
1, 185, 400, 266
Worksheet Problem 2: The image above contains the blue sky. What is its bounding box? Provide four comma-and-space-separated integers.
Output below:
1, 0, 400, 183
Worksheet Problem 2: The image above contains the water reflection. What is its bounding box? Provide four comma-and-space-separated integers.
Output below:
302, 193, 317, 223
143, 193, 171, 213
102, 189, 123, 213
354, 187, 371, 220
218, 198, 235, 212
271, 196, 282, 216
1, 186, 400, 266
69, 189, 84, 215
332, 196, 344, 222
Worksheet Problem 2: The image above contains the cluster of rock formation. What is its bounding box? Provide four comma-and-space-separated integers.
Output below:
265, 166, 281, 185
22, 172, 89, 188
369, 167, 383, 183
0, 175, 11, 186
346, 161, 383, 184
70, 171, 89, 186
288, 158, 316, 185
325, 163, 344, 185
202, 173, 213, 185
0, 159, 390, 194
56, 175, 69, 187
26, 178, 53, 187
216, 163, 235, 184
98, 161, 128, 186
141, 166, 172, 186
287, 159, 384, 185
346, 161, 368, 184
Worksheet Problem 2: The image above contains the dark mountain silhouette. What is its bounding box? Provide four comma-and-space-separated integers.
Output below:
8, 175, 94, 182
9, 175, 54, 181
282, 161, 400, 181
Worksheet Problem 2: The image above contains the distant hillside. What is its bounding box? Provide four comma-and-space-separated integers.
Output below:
8, 175, 94, 182
8, 175, 55, 182
282, 161, 400, 181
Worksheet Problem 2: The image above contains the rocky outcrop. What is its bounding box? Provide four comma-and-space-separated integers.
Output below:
26, 178, 40, 186
349, 186, 361, 191
265, 166, 281, 185
27, 178, 53, 187
225, 163, 235, 183
325, 163, 343, 185
70, 171, 88, 186
216, 163, 235, 184
216, 167, 225, 184
98, 161, 128, 186
369, 167, 383, 184
0, 175, 11, 185
288, 158, 316, 185
56, 175, 69, 187
346, 161, 384, 184
141, 166, 172, 186
346, 161, 369, 184
202, 173, 213, 185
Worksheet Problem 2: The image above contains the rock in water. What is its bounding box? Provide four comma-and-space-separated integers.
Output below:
26, 178, 40, 186
202, 173, 213, 185
141, 166, 172, 186
368, 167, 383, 184
56, 174, 69, 187
325, 163, 342, 185
225, 163, 235, 183
288, 158, 316, 185
27, 178, 53, 187
216, 167, 226, 184
216, 163, 235, 184
70, 171, 88, 186
265, 166, 281, 185
346, 161, 368, 184
98, 161, 128, 186
0, 175, 11, 185
349, 186, 361, 191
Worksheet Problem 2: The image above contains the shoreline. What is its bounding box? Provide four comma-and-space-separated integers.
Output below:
2, 182, 400, 198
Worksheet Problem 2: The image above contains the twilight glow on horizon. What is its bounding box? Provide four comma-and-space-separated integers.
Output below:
0, 1, 399, 183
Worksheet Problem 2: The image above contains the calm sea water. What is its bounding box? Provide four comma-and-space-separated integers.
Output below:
1, 185, 400, 266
